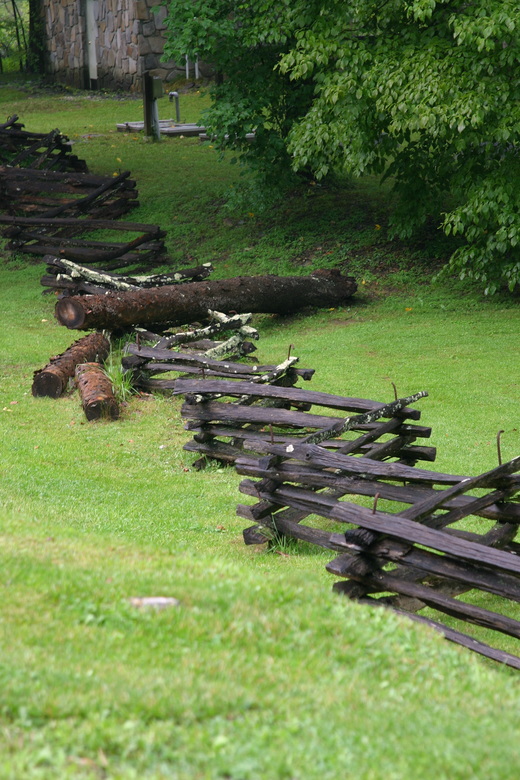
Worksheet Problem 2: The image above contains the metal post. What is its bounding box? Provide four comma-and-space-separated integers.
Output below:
151, 100, 160, 140
143, 72, 154, 137
169, 91, 181, 123
143, 73, 161, 140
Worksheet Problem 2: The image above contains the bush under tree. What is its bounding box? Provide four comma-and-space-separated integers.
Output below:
164, 0, 520, 293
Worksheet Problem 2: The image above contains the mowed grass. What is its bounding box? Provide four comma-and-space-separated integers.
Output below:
1, 78, 520, 779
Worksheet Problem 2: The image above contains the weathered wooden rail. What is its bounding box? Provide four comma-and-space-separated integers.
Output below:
0, 118, 171, 273
0, 115, 87, 171
234, 409, 520, 669
174, 371, 433, 469
0, 168, 137, 219
39, 257, 214, 296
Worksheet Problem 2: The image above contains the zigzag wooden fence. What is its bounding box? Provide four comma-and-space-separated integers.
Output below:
9, 115, 520, 669
0, 116, 172, 273
176, 382, 432, 470
0, 115, 87, 171
230, 404, 520, 670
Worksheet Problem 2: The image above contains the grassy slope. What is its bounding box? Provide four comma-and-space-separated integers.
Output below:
1, 80, 520, 779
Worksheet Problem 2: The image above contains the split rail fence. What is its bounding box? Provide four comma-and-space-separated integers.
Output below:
8, 115, 520, 669
0, 115, 174, 273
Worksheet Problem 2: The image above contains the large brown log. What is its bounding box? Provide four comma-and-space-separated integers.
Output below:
32, 332, 110, 398
54, 270, 357, 330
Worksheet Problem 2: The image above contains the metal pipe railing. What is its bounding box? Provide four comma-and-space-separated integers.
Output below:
168, 91, 181, 123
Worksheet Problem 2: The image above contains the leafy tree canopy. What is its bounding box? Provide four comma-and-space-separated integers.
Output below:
164, 1, 520, 293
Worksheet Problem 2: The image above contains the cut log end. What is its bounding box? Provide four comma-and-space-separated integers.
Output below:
31, 332, 110, 398
83, 398, 120, 421
31, 370, 65, 398
55, 297, 87, 329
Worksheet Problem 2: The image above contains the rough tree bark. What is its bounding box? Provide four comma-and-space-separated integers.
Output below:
75, 363, 119, 421
32, 331, 110, 398
54, 270, 357, 330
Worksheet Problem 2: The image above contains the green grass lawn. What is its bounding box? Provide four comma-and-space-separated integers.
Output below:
1, 77, 520, 779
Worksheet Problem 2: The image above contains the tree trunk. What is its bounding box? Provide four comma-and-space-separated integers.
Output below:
32, 332, 110, 398
27, 0, 46, 73
54, 270, 357, 330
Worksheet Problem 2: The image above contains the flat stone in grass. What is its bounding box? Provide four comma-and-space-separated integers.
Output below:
128, 596, 180, 610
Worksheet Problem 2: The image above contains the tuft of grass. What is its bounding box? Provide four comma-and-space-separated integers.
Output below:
101, 338, 136, 404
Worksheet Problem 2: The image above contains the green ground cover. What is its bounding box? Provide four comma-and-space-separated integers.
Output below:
1, 78, 519, 779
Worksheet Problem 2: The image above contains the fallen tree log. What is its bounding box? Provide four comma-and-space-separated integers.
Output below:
75, 362, 119, 421
54, 270, 357, 330
32, 331, 110, 398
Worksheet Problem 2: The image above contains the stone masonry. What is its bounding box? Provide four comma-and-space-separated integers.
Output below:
41, 0, 195, 92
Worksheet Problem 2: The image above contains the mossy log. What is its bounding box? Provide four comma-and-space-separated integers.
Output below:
54, 270, 357, 330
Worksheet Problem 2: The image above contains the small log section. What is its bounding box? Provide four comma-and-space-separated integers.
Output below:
0, 115, 87, 172
75, 363, 119, 421
54, 270, 358, 330
39, 257, 214, 296
234, 408, 520, 669
32, 331, 110, 398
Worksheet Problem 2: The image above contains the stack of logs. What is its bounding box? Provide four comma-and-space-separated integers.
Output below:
36, 269, 356, 422
32, 308, 260, 421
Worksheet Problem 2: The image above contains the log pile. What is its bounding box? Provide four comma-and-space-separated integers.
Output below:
234, 405, 520, 669
0, 115, 87, 172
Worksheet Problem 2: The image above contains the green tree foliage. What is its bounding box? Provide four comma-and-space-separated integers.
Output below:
163, 0, 316, 197
0, 0, 28, 72
164, 1, 520, 292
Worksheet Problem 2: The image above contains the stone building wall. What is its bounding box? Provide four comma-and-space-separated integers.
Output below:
43, 0, 86, 88
42, 0, 188, 92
